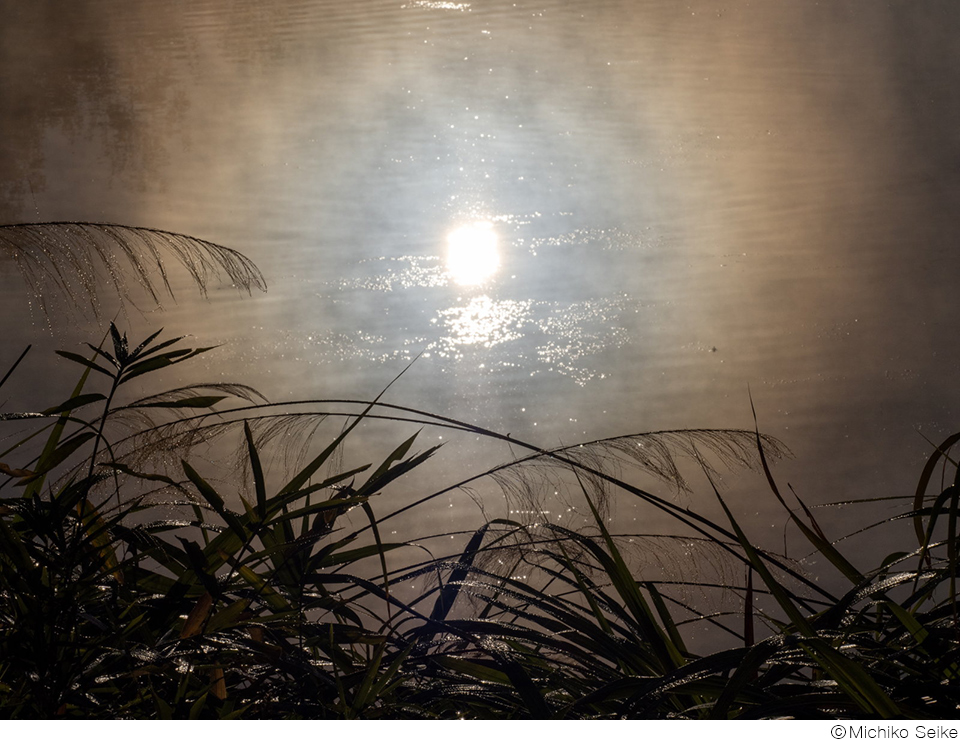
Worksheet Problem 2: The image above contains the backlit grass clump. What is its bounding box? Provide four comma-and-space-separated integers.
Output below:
1, 223, 958, 718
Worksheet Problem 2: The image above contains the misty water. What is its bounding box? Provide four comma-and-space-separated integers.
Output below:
3, 0, 960, 573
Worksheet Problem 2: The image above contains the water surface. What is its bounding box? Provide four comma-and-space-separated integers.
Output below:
3, 0, 960, 563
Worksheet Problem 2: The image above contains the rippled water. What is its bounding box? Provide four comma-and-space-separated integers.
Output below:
4, 0, 960, 557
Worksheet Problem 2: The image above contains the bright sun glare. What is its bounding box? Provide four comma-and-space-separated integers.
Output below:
446, 221, 500, 286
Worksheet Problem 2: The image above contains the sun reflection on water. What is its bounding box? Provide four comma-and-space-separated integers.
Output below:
316, 220, 640, 382
446, 221, 500, 286
433, 295, 532, 357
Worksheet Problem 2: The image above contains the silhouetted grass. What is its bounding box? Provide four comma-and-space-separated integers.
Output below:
1, 225, 958, 718
0, 222, 266, 318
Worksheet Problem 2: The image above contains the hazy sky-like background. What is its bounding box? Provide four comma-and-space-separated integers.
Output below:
4, 0, 960, 564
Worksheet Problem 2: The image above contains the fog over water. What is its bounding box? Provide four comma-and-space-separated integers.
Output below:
3, 0, 960, 561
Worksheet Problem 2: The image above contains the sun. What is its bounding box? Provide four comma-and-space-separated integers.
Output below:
446, 221, 500, 286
